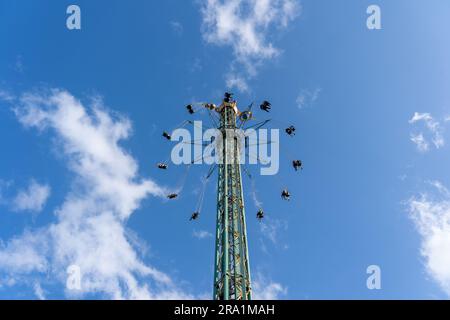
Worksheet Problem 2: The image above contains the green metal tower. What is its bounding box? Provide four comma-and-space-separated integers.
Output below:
213, 98, 252, 300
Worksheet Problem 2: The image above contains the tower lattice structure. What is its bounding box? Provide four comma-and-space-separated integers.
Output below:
213, 99, 252, 300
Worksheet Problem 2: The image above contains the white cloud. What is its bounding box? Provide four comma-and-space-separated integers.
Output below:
200, 0, 301, 91
15, 90, 167, 219
34, 282, 46, 300
409, 112, 433, 123
190, 58, 203, 73
409, 112, 445, 152
12, 180, 50, 213
429, 180, 450, 197
0, 230, 49, 274
0, 89, 195, 299
250, 180, 263, 209
259, 217, 287, 245
296, 88, 321, 109
407, 181, 450, 296
410, 133, 429, 153
170, 21, 184, 35
225, 73, 250, 93
192, 230, 213, 239
252, 272, 287, 299
0, 89, 15, 102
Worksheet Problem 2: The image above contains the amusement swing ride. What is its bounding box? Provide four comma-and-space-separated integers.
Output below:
157, 92, 303, 300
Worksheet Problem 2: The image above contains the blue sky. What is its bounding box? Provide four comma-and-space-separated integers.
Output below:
1, 0, 450, 299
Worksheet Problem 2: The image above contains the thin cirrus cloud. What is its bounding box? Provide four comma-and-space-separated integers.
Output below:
407, 181, 450, 297
0, 88, 196, 299
12, 180, 50, 213
170, 21, 184, 36
252, 272, 287, 299
409, 112, 445, 152
192, 230, 213, 239
200, 0, 301, 92
33, 282, 46, 300
259, 217, 288, 248
0, 89, 15, 103
296, 88, 321, 109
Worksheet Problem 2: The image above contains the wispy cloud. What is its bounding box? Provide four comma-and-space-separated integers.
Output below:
0, 89, 15, 103
200, 0, 301, 91
407, 181, 450, 296
34, 282, 46, 300
259, 217, 287, 245
296, 88, 321, 109
250, 180, 263, 209
12, 180, 50, 213
252, 272, 287, 299
0, 230, 49, 274
409, 112, 445, 152
193, 230, 213, 239
410, 133, 429, 152
0, 89, 194, 299
190, 58, 203, 73
225, 73, 250, 93
170, 21, 184, 36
